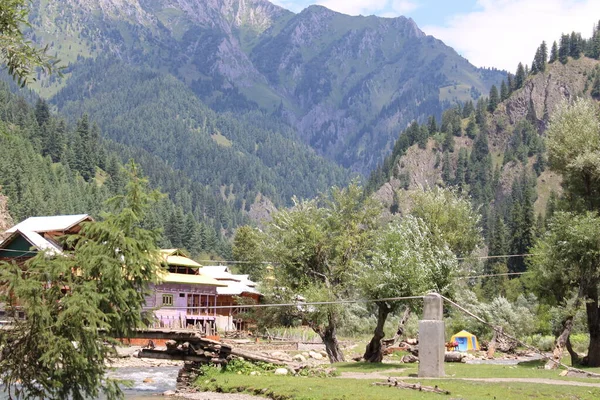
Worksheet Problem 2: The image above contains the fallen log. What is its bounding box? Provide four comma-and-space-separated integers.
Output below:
373, 378, 450, 395
229, 348, 300, 369
444, 352, 465, 362
138, 349, 226, 364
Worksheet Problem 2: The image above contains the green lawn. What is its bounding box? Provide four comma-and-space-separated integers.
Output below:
195, 360, 600, 400
196, 373, 600, 400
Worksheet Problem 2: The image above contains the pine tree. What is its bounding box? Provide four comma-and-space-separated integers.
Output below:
466, 117, 478, 139
549, 41, 558, 63
442, 150, 451, 183
559, 33, 570, 64
531, 48, 540, 75
570, 31, 582, 58
592, 73, 600, 99
427, 115, 438, 134
475, 98, 487, 126
454, 148, 467, 189
539, 41, 548, 72
488, 85, 499, 112
183, 213, 203, 256
507, 73, 515, 95
515, 63, 526, 89
443, 131, 455, 152
34, 98, 50, 126
417, 124, 428, 149
500, 80, 509, 101
462, 100, 475, 118
507, 172, 536, 273
0, 162, 162, 400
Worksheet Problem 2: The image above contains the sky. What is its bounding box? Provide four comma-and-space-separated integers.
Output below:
269, 0, 600, 71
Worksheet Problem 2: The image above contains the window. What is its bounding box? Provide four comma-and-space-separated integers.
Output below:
162, 294, 173, 306
179, 293, 185, 298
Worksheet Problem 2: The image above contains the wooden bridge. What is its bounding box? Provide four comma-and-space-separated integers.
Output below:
128, 328, 291, 367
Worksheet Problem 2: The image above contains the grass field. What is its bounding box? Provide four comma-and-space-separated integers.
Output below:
194, 360, 600, 400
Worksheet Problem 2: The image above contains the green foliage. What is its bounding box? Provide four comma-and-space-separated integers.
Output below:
0, 0, 57, 86
488, 85, 499, 112
0, 162, 161, 400
547, 98, 600, 211
0, 81, 233, 256
222, 359, 277, 375
232, 225, 264, 279
359, 215, 458, 311
529, 211, 600, 305
253, 183, 381, 360
409, 187, 482, 258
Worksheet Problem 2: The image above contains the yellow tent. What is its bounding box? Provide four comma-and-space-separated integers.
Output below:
450, 330, 479, 352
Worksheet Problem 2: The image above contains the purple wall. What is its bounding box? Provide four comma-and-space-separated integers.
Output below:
144, 282, 219, 328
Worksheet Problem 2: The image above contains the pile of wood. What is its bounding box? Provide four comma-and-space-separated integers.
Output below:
138, 334, 299, 370
374, 378, 450, 395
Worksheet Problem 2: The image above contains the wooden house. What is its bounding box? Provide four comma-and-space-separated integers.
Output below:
199, 266, 261, 331
144, 249, 226, 334
0, 214, 93, 262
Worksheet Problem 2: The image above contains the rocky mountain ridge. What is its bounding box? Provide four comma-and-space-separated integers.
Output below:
374, 57, 599, 216
30, 0, 505, 173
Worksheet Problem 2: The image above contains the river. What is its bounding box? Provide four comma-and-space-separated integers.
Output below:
109, 366, 181, 399
0, 366, 182, 400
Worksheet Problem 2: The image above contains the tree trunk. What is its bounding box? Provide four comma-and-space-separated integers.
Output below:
586, 286, 600, 367
363, 303, 390, 362
486, 326, 501, 359
388, 307, 411, 346
320, 326, 345, 363
566, 336, 580, 366
545, 316, 574, 369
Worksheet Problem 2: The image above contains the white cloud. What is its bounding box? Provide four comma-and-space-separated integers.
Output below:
423, 0, 600, 71
315, 0, 419, 17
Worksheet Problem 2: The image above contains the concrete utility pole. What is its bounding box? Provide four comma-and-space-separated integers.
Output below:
418, 292, 445, 377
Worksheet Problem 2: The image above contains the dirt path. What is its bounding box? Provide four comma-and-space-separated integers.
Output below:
414, 377, 600, 388
339, 372, 600, 388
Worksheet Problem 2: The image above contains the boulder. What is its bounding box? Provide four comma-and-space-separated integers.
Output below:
143, 378, 154, 383
292, 354, 307, 362
270, 351, 292, 361
163, 390, 176, 396
309, 351, 324, 360
274, 368, 289, 375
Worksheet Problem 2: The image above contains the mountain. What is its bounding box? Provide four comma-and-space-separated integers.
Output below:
367, 53, 600, 274
28, 0, 505, 175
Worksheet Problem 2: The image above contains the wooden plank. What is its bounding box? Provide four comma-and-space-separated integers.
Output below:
138, 349, 225, 363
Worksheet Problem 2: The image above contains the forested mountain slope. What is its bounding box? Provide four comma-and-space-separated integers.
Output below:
368, 47, 600, 277
0, 82, 246, 257
28, 0, 505, 173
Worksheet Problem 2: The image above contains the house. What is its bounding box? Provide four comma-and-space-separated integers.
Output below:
199, 266, 261, 331
0, 215, 260, 334
0, 214, 93, 261
143, 249, 226, 334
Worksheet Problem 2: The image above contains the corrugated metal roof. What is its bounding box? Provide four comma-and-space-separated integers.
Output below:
0, 229, 63, 255
217, 283, 260, 296
157, 271, 226, 286
163, 254, 203, 268
7, 214, 91, 234
199, 266, 241, 281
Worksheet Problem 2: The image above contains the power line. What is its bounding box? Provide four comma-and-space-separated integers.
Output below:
456, 271, 527, 280
456, 253, 535, 261
155, 295, 425, 310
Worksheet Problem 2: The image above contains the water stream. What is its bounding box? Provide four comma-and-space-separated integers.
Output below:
0, 366, 182, 400
108, 366, 181, 399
